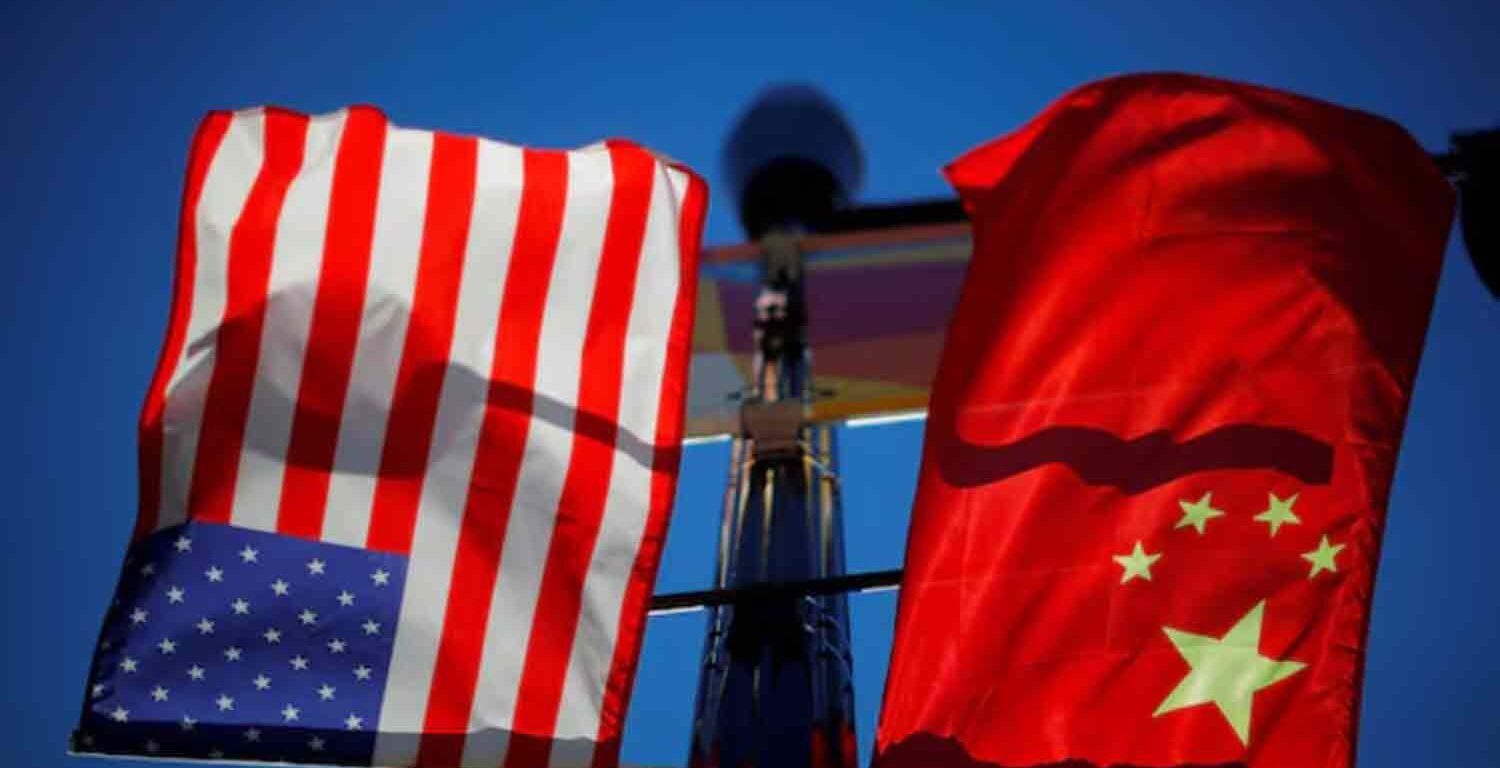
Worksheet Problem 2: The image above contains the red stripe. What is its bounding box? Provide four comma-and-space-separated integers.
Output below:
592, 171, 708, 768
134, 112, 232, 539
415, 149, 569, 768
364, 134, 478, 554
275, 107, 388, 539
504, 144, 658, 768
186, 111, 310, 525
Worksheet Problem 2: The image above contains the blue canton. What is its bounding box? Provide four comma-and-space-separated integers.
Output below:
74, 521, 408, 765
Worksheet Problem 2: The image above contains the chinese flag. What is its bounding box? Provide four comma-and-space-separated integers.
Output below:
874, 74, 1454, 768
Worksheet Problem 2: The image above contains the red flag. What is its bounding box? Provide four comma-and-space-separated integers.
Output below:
874, 74, 1454, 768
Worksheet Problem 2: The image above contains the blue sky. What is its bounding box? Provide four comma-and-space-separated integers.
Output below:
2, 2, 1497, 766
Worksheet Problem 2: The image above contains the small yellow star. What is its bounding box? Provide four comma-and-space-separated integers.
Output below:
1253, 492, 1302, 537
1112, 540, 1162, 584
1301, 535, 1345, 578
1175, 492, 1225, 535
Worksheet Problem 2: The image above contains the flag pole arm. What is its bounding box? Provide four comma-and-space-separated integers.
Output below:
649, 568, 904, 614
773, 135, 1497, 297
1436, 128, 1499, 298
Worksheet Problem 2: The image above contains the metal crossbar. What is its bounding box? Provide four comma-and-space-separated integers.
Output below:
648, 569, 903, 615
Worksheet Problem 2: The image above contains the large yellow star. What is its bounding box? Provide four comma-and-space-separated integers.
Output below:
1252, 492, 1301, 537
1112, 540, 1161, 584
1154, 600, 1306, 746
1301, 535, 1345, 578
1175, 492, 1225, 535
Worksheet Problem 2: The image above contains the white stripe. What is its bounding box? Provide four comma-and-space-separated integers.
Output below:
844, 410, 928, 429
549, 160, 682, 755
460, 147, 614, 768
156, 110, 266, 531
229, 111, 348, 532
322, 127, 435, 547
682, 433, 732, 447
372, 139, 525, 767
647, 604, 705, 617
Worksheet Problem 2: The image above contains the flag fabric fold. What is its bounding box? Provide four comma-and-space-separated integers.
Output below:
874, 74, 1453, 768
75, 105, 707, 768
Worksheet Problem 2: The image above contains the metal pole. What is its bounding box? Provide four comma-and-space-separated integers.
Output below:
686, 233, 859, 768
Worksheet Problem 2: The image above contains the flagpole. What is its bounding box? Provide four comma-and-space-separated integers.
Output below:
685, 229, 859, 768
685, 86, 862, 768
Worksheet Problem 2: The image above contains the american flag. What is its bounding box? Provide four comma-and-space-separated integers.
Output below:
75, 106, 707, 767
